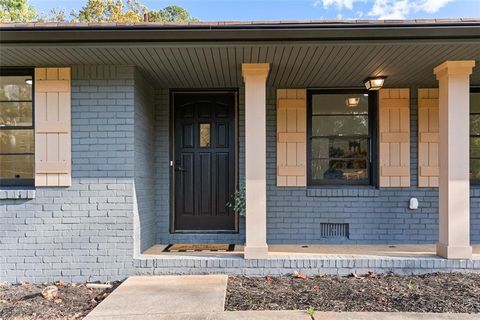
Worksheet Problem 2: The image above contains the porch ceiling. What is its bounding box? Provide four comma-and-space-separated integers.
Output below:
1, 42, 479, 88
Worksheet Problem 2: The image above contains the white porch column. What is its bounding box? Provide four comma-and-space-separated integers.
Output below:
434, 60, 475, 259
242, 63, 270, 259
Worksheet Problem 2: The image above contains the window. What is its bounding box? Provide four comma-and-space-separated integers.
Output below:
0, 69, 34, 186
470, 89, 480, 184
308, 90, 376, 185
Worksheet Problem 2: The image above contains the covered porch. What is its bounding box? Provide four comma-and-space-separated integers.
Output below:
2, 21, 479, 266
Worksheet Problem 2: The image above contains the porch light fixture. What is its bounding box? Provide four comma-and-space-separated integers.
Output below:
345, 97, 360, 107
363, 76, 386, 90
25, 79, 32, 85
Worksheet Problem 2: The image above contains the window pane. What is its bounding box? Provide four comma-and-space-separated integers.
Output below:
312, 159, 368, 182
0, 129, 34, 153
312, 138, 329, 158
471, 137, 480, 158
312, 138, 368, 159
199, 123, 210, 147
312, 115, 368, 136
329, 138, 368, 159
471, 159, 480, 181
0, 76, 32, 101
471, 114, 480, 135
471, 92, 480, 114
312, 93, 368, 115
0, 102, 33, 126
309, 92, 371, 185
0, 154, 34, 179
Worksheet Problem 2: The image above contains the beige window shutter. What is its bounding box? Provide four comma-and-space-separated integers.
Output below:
418, 88, 439, 187
34, 67, 72, 187
277, 89, 306, 186
379, 88, 410, 187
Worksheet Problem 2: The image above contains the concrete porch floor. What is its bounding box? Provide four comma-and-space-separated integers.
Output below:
142, 244, 480, 258
135, 244, 480, 277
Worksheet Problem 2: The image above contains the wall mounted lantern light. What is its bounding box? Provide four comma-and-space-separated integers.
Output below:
363, 76, 387, 90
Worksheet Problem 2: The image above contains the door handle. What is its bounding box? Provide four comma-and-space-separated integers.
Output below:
175, 166, 186, 172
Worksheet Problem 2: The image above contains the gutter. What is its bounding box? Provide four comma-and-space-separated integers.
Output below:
1, 21, 480, 44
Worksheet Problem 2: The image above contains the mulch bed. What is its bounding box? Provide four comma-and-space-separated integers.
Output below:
0, 281, 121, 320
226, 272, 480, 313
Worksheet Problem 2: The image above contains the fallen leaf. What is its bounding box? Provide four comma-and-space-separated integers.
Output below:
292, 271, 307, 280
41, 285, 58, 301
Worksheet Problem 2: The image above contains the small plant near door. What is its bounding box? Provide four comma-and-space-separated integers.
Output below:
227, 183, 246, 217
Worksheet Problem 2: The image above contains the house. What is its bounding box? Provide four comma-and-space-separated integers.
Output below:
1, 20, 479, 283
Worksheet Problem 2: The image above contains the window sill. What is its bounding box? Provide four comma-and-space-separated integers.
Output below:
306, 186, 379, 198
0, 189, 36, 200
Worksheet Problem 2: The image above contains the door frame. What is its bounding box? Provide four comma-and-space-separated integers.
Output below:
169, 89, 239, 234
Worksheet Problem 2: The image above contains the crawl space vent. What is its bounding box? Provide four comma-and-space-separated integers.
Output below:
320, 223, 349, 239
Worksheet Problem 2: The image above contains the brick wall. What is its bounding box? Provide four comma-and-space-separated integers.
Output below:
0, 66, 139, 283
133, 70, 156, 253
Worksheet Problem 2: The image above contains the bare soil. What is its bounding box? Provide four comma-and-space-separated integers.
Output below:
0, 281, 121, 320
226, 272, 480, 313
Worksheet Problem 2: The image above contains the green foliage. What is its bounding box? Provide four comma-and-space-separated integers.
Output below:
0, 0, 197, 23
227, 183, 246, 217
0, 0, 37, 22
307, 306, 316, 318
71, 0, 145, 23
148, 5, 198, 22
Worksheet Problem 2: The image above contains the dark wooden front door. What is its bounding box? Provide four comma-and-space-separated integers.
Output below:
173, 92, 236, 231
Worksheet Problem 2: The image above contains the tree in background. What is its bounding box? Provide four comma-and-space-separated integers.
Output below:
71, 0, 145, 23
0, 0, 36, 22
0, 0, 197, 23
148, 5, 198, 22
39, 8, 67, 22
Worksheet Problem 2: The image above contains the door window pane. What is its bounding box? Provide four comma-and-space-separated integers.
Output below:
199, 123, 211, 147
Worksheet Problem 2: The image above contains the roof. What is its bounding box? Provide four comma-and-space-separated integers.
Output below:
1, 19, 479, 88
1, 18, 480, 29
1, 19, 479, 43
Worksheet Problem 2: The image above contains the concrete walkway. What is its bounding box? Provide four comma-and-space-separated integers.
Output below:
85, 275, 478, 320
85, 275, 228, 319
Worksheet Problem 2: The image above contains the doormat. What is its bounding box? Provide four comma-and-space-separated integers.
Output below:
163, 244, 235, 252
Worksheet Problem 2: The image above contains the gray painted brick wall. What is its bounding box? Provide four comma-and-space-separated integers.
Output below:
0, 66, 151, 283
134, 70, 156, 253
